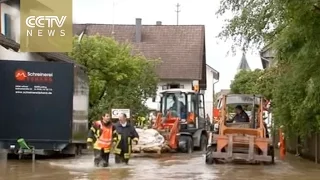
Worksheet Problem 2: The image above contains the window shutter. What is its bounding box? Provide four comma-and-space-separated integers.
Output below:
4, 13, 12, 38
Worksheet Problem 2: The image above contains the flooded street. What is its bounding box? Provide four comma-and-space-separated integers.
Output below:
1, 153, 320, 180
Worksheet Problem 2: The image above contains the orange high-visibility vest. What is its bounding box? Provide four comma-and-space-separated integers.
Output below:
94, 121, 113, 149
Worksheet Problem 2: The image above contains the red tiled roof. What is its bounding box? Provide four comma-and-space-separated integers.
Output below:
73, 23, 205, 80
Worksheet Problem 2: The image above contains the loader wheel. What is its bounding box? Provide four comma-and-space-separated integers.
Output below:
199, 134, 208, 152
179, 136, 193, 153
186, 136, 194, 154
205, 145, 216, 165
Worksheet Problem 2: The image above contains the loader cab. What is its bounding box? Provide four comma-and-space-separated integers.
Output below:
159, 89, 206, 130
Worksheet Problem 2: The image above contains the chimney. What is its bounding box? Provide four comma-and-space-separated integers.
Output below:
135, 18, 142, 42
156, 21, 162, 25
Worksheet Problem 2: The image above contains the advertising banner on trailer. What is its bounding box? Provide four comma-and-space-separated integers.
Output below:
0, 60, 74, 142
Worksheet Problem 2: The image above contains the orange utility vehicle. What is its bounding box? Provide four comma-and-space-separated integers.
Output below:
153, 88, 208, 153
206, 94, 274, 164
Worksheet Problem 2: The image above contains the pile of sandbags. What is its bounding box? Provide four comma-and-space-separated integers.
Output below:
132, 128, 170, 153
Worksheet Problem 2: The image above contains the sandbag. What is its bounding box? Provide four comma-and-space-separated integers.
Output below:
133, 128, 166, 153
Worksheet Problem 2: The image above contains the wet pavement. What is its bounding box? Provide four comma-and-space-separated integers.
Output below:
1, 152, 320, 180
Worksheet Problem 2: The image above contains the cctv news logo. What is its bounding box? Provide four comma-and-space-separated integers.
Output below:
25, 16, 67, 37
15, 69, 53, 83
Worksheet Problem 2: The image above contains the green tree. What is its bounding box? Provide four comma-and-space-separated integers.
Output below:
68, 35, 159, 121
218, 0, 320, 137
230, 67, 277, 99
230, 69, 263, 95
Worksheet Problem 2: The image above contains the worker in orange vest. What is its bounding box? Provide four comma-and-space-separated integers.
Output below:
278, 125, 286, 160
87, 113, 118, 167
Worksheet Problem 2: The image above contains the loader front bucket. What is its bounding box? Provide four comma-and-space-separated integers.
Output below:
208, 133, 273, 164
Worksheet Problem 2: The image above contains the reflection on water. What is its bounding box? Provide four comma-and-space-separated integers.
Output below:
1, 153, 320, 180
0, 148, 8, 179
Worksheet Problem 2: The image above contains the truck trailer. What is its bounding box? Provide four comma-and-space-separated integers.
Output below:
0, 60, 89, 156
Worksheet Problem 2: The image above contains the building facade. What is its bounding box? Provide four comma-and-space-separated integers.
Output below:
204, 64, 219, 119
73, 19, 220, 117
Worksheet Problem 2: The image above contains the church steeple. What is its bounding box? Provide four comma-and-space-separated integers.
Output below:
237, 52, 251, 72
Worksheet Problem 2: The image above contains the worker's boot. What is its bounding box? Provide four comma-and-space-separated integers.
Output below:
93, 149, 102, 167
101, 153, 109, 167
93, 159, 100, 167
115, 154, 123, 164
114, 154, 121, 164
124, 158, 129, 165
101, 161, 108, 167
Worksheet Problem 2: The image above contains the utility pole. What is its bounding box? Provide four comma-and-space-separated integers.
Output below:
175, 3, 181, 25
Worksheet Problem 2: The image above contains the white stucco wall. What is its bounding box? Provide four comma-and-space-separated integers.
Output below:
205, 65, 216, 120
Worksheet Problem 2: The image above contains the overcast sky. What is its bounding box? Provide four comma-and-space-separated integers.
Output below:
73, 0, 262, 91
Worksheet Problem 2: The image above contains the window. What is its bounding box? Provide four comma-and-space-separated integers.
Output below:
152, 96, 156, 102
161, 93, 186, 117
162, 84, 184, 89
169, 84, 179, 89
162, 84, 184, 90
4, 13, 12, 39
199, 94, 205, 119
187, 93, 196, 113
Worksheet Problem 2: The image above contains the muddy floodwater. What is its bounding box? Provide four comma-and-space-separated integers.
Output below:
1, 152, 320, 180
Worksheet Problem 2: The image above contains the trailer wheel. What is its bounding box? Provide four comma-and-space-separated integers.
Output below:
18, 154, 23, 160
205, 145, 215, 165
179, 136, 193, 153
268, 145, 275, 164
199, 134, 208, 152
76, 145, 82, 156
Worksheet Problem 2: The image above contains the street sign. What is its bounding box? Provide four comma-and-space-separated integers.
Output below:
111, 109, 130, 119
